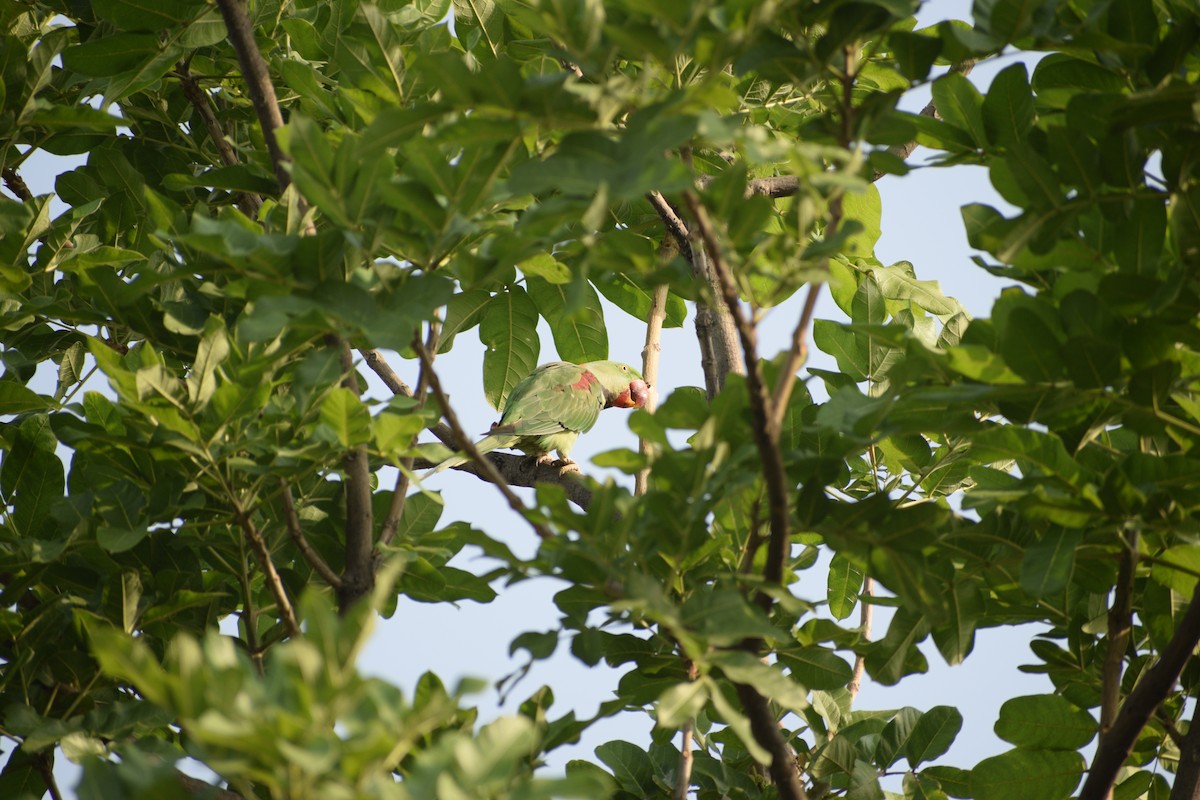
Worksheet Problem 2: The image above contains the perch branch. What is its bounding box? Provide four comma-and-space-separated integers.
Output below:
636, 254, 671, 497
1170, 696, 1200, 800
2, 167, 33, 201
673, 658, 700, 800
413, 340, 554, 541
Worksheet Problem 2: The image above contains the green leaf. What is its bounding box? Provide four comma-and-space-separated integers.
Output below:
778, 646, 853, 691
439, 289, 494, 354
1020, 529, 1082, 598
971, 426, 1082, 485
931, 578, 982, 665
526, 276, 609, 363
0, 422, 64, 535
868, 263, 963, 317
61, 33, 161, 77
827, 553, 864, 620
317, 387, 372, 448
982, 63, 1034, 147
655, 680, 708, 728
932, 71, 987, 147
970, 749, 1084, 800
813, 320, 868, 381
994, 695, 1096, 750
593, 273, 687, 327
905, 706, 963, 768
876, 707, 921, 769
0, 382, 53, 414
480, 286, 541, 409
595, 740, 656, 795
842, 185, 883, 259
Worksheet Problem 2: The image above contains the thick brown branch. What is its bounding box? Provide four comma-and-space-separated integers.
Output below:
414, 340, 555, 541
1080, 578, 1200, 800
647, 189, 741, 396
232, 504, 300, 639
1101, 537, 1137, 733
331, 338, 375, 614
683, 192, 791, 593
735, 683, 809, 800
279, 480, 342, 589
213, 0, 293, 196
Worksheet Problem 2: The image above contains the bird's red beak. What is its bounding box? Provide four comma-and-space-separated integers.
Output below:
612, 379, 650, 409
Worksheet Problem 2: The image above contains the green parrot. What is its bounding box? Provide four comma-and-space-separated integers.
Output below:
429, 360, 649, 473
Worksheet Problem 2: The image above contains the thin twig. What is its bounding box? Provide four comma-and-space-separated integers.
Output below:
672, 658, 700, 800
231, 503, 301, 639
379, 324, 439, 549
636, 259, 671, 496
770, 284, 822, 433
884, 60, 977, 168
1080, 577, 1200, 800
848, 577, 874, 700
332, 338, 375, 614
1101, 535, 1137, 734
413, 339, 555, 541
177, 773, 243, 800
279, 480, 342, 589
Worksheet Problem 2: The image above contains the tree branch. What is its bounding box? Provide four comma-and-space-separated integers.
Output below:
647, 188, 742, 397
379, 325, 439, 550
175, 60, 262, 217
1080, 578, 1200, 800
735, 683, 809, 800
636, 259, 671, 497
673, 658, 700, 800
413, 339, 555, 541
231, 503, 300, 639
278, 479, 342, 590
848, 577, 874, 700
682, 191, 791, 592
213, 0, 293, 197
1101, 536, 1137, 734
2, 167, 33, 202
332, 338, 375, 614
769, 283, 821, 433
177, 772, 243, 800
1170, 696, 1200, 800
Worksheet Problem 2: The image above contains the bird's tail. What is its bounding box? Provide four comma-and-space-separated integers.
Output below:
425, 434, 511, 475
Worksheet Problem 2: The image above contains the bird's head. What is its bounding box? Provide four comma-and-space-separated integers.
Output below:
586, 361, 650, 410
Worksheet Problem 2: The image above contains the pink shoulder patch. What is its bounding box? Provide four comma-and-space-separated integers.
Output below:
570, 370, 598, 391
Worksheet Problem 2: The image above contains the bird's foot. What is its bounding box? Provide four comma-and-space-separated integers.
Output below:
555, 458, 581, 476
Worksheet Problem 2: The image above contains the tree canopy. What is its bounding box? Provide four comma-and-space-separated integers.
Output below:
2, 0, 1200, 799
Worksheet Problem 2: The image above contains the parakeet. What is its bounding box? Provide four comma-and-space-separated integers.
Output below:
429, 360, 649, 473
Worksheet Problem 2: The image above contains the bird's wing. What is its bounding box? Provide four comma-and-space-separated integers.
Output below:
493, 362, 605, 437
